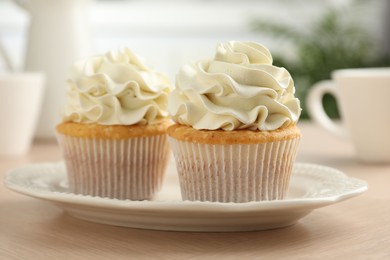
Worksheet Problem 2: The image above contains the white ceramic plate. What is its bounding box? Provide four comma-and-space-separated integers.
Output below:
4, 162, 367, 232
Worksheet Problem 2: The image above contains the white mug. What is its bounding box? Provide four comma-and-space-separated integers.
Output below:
0, 72, 45, 156
307, 68, 390, 163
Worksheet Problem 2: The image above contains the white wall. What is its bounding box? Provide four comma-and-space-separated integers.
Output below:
1, 0, 386, 80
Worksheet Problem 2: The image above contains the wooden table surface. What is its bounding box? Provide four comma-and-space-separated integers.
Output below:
1, 122, 389, 259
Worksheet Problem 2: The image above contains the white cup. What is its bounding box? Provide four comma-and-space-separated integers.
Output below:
307, 68, 390, 163
0, 72, 45, 156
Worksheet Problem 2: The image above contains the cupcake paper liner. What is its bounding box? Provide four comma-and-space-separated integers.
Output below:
56, 133, 170, 200
169, 137, 300, 203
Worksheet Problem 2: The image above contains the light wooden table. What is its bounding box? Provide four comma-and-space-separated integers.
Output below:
1, 122, 389, 259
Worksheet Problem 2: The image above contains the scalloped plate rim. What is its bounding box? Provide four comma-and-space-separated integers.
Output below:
4, 162, 368, 212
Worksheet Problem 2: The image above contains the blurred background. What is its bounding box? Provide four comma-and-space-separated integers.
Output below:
0, 0, 389, 142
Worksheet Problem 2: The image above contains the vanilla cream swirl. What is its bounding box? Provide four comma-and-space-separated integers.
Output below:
62, 48, 170, 125
169, 41, 301, 131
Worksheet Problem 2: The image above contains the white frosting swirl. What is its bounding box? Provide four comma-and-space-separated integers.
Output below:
62, 48, 170, 125
169, 41, 301, 131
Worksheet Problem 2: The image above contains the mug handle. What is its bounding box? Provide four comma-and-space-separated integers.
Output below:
307, 80, 348, 139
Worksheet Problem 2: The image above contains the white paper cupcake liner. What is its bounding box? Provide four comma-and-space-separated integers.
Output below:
168, 137, 300, 203
56, 133, 170, 200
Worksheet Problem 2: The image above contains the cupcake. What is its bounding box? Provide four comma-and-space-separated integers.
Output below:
56, 48, 171, 200
168, 41, 301, 203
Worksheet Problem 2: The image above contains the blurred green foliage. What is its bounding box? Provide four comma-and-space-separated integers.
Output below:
251, 7, 390, 119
